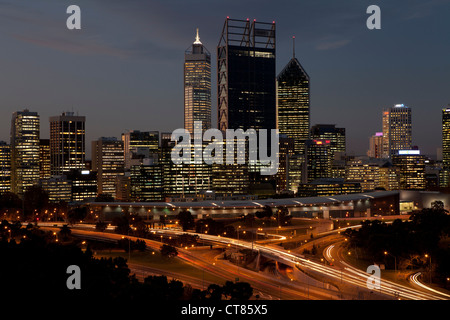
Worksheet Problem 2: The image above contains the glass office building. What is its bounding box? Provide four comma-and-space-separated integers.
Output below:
217, 17, 276, 132
50, 112, 86, 176
11, 109, 40, 196
184, 29, 211, 133
277, 53, 310, 155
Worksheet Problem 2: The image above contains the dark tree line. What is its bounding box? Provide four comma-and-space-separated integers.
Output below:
0, 227, 254, 303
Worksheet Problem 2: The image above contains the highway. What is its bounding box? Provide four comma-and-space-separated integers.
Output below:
45, 226, 336, 300
323, 242, 449, 300
41, 222, 449, 300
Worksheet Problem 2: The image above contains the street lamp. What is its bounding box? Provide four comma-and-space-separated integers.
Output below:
425, 254, 432, 284
384, 251, 397, 279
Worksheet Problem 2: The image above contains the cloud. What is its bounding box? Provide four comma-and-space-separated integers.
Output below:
315, 39, 351, 51
12, 33, 130, 58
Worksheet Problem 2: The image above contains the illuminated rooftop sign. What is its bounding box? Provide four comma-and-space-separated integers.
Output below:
398, 150, 420, 155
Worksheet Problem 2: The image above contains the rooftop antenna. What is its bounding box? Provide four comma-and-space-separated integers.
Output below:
292, 35, 296, 58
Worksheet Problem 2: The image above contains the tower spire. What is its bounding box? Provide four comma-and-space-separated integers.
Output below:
292, 35, 296, 58
194, 28, 202, 45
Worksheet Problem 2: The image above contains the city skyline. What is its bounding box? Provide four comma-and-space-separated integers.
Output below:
0, 0, 449, 158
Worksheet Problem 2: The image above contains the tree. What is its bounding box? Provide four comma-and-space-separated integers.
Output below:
222, 281, 253, 300
160, 244, 178, 258
58, 224, 72, 241
177, 210, 195, 231
67, 206, 88, 225
205, 284, 223, 300
274, 206, 291, 226
0, 192, 22, 213
255, 205, 273, 220
23, 185, 49, 218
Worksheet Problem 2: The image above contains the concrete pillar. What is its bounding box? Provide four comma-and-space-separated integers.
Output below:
323, 209, 330, 219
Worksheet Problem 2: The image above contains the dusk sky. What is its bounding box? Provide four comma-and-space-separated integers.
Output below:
0, 0, 449, 158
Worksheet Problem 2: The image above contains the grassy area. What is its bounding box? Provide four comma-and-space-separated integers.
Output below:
94, 250, 227, 285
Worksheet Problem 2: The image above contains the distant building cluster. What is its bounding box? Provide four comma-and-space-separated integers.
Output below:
0, 18, 448, 206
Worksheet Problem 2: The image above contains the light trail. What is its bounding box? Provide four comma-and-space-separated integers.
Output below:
152, 229, 448, 300
42, 223, 448, 300
323, 243, 448, 300
409, 272, 450, 299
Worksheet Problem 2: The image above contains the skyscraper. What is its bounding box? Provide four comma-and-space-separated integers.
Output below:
306, 139, 333, 182
11, 109, 40, 196
122, 130, 159, 170
39, 139, 51, 180
392, 150, 425, 190
442, 107, 450, 167
277, 40, 310, 155
0, 141, 11, 193
184, 29, 211, 133
382, 104, 412, 158
92, 137, 125, 198
217, 17, 276, 132
441, 107, 450, 187
367, 132, 384, 158
50, 112, 86, 176
310, 124, 346, 159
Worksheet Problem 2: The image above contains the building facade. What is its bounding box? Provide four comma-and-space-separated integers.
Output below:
92, 137, 125, 198
39, 139, 51, 180
367, 132, 384, 158
382, 104, 412, 158
11, 109, 40, 196
310, 124, 346, 159
184, 29, 211, 133
392, 150, 425, 190
50, 112, 86, 176
0, 141, 11, 193
122, 130, 159, 170
441, 107, 450, 187
277, 52, 310, 155
217, 18, 276, 132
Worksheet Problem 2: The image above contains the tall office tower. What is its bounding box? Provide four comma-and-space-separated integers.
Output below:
310, 124, 346, 159
130, 158, 164, 202
367, 132, 384, 158
306, 139, 333, 182
92, 137, 125, 198
441, 107, 450, 187
39, 139, 51, 180
160, 132, 180, 196
277, 41, 310, 155
382, 104, 412, 158
11, 109, 40, 196
217, 17, 276, 132
0, 141, 11, 193
50, 112, 86, 176
122, 130, 159, 169
275, 135, 295, 193
184, 29, 211, 133
392, 150, 425, 190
